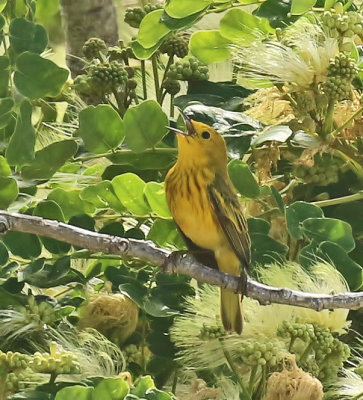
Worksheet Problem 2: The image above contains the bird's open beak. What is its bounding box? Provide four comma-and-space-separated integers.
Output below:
180, 111, 196, 136
165, 111, 195, 137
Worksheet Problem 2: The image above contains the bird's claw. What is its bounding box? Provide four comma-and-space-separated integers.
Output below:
236, 273, 247, 297
163, 250, 189, 274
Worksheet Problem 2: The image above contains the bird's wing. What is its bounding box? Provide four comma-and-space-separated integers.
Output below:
208, 174, 251, 270
176, 226, 219, 270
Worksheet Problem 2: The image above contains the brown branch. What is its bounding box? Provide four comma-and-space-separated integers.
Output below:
0, 211, 362, 311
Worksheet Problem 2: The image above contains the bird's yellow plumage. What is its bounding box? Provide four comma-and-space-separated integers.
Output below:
165, 117, 251, 334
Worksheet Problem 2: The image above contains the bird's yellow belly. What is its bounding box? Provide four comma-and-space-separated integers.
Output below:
171, 196, 223, 251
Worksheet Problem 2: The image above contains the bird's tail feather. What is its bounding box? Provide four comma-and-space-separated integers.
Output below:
220, 288, 243, 334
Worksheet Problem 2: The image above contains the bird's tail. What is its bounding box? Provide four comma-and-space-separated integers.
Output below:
220, 289, 243, 334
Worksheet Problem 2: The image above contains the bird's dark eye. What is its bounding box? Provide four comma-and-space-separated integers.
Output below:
201, 131, 210, 139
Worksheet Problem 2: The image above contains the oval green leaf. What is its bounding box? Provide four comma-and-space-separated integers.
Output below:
0, 98, 14, 129
33, 200, 71, 254
252, 125, 292, 147
131, 40, 160, 60
220, 9, 273, 44
112, 173, 150, 215
55, 385, 93, 400
0, 176, 18, 209
228, 159, 260, 198
6, 100, 35, 167
21, 140, 78, 180
14, 52, 68, 99
286, 201, 324, 240
124, 100, 168, 153
9, 17, 48, 54
93, 378, 129, 400
144, 182, 171, 218
2, 231, 41, 259
137, 10, 170, 49
47, 189, 95, 221
319, 241, 362, 291
291, 0, 317, 15
165, 0, 213, 18
0, 156, 11, 177
78, 105, 124, 154
189, 30, 232, 64
302, 218, 355, 252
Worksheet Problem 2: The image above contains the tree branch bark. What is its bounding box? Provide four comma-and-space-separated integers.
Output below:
0, 211, 361, 311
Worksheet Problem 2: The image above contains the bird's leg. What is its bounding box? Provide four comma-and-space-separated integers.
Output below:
236, 272, 247, 298
162, 249, 213, 274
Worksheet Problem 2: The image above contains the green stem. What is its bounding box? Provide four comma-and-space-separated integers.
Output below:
160, 54, 174, 92
299, 341, 313, 364
220, 340, 252, 400
312, 192, 363, 208
130, 90, 139, 105
330, 106, 363, 137
289, 336, 297, 352
8, 0, 16, 19
151, 55, 161, 103
171, 368, 178, 394
112, 89, 126, 117
321, 99, 335, 137
49, 372, 57, 385
141, 60, 147, 100
74, 147, 177, 162
170, 94, 175, 118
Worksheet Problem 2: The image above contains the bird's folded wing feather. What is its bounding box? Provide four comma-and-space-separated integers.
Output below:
208, 176, 251, 270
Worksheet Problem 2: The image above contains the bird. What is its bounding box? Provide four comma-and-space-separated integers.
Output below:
165, 114, 251, 334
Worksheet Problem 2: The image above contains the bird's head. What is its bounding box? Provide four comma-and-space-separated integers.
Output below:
169, 114, 228, 171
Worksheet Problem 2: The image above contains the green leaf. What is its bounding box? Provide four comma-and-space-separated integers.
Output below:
145, 388, 173, 400
78, 105, 124, 154
0, 177, 18, 209
112, 173, 150, 215
0, 98, 14, 129
9, 18, 47, 54
119, 283, 147, 308
33, 200, 71, 254
0, 56, 9, 97
6, 100, 35, 167
147, 219, 183, 248
94, 181, 125, 213
161, 10, 203, 30
252, 125, 292, 147
299, 241, 319, 268
302, 218, 355, 252
55, 386, 93, 400
21, 140, 78, 179
0, 241, 9, 265
189, 30, 232, 64
247, 217, 270, 234
0, 1, 6, 13
251, 233, 288, 256
2, 231, 41, 259
14, 52, 68, 99
286, 201, 324, 240
93, 378, 129, 400
143, 295, 178, 317
131, 40, 160, 60
99, 221, 125, 237
47, 188, 95, 221
254, 0, 299, 29
318, 242, 362, 291
291, 0, 317, 15
125, 228, 145, 240
124, 100, 168, 153
228, 159, 260, 198
220, 9, 273, 44
18, 256, 83, 288
165, 0, 213, 18
132, 376, 156, 398
271, 186, 285, 214
144, 182, 171, 218
108, 151, 176, 170
137, 10, 170, 49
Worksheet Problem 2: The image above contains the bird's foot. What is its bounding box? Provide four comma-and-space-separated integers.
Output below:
162, 250, 189, 274
236, 273, 247, 297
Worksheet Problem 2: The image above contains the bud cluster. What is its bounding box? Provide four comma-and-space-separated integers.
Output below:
167, 57, 209, 82
160, 34, 189, 58
321, 11, 363, 39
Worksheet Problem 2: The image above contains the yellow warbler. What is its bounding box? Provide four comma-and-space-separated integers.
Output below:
165, 116, 251, 334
